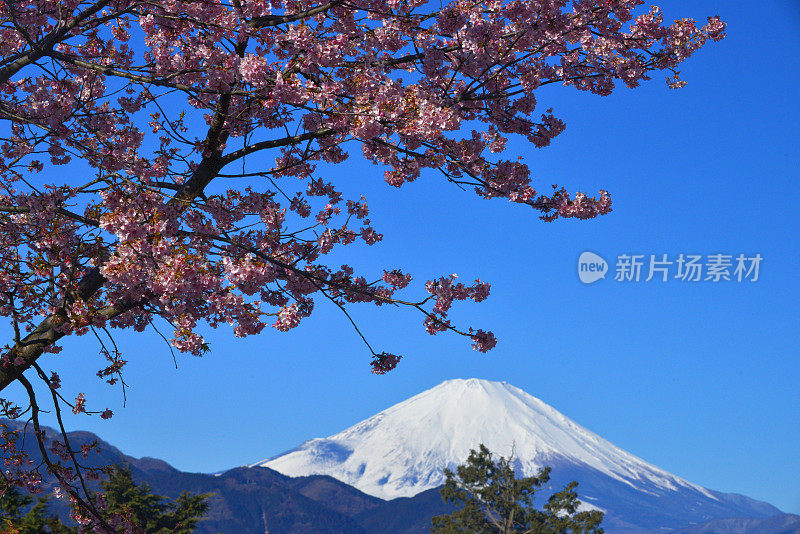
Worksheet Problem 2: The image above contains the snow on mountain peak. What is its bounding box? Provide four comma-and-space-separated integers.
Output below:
254, 378, 713, 500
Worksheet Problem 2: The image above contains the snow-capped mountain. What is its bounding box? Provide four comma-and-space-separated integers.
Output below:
254, 378, 781, 532
256, 378, 701, 499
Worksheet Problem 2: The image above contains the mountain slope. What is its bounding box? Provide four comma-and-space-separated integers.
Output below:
0, 419, 379, 533
669, 514, 800, 534
256, 378, 783, 532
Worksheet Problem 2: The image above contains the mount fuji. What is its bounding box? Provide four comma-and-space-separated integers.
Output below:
253, 378, 782, 532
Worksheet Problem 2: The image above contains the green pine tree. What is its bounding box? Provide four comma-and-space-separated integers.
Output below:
431, 444, 604, 534
0, 482, 76, 534
97, 465, 210, 533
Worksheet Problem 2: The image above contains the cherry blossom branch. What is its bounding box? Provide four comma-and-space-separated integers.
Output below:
249, 0, 345, 28
218, 128, 336, 166
0, 0, 115, 85
15, 372, 114, 532
0, 36, 251, 392
0, 271, 146, 392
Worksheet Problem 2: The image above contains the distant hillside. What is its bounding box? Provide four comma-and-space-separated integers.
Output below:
0, 419, 376, 533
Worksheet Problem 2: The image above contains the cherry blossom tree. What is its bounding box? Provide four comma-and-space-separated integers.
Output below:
0, 0, 724, 529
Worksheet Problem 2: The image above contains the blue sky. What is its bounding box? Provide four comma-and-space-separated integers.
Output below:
5, 0, 799, 516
